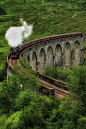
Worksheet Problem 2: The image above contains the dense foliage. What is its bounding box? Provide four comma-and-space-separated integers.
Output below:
0, 57, 86, 128
44, 65, 86, 113
43, 66, 72, 82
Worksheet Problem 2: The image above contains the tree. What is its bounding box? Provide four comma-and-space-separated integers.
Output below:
0, 82, 11, 114
0, 57, 41, 114
67, 66, 86, 107
11, 57, 41, 92
14, 90, 38, 111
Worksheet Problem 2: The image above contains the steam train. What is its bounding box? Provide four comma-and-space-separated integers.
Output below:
11, 47, 20, 59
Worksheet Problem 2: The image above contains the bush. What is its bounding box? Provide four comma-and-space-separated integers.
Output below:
0, 7, 7, 15
0, 83, 11, 114
44, 66, 72, 82
18, 95, 60, 129
14, 90, 37, 111
67, 66, 86, 107
46, 108, 64, 129
5, 76, 22, 100
0, 114, 7, 129
18, 105, 46, 129
12, 57, 41, 91
77, 116, 86, 129
3, 110, 22, 129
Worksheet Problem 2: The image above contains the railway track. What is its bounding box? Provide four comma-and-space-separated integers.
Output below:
39, 79, 69, 98
7, 57, 70, 98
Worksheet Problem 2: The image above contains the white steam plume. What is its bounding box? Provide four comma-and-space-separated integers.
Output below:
5, 18, 33, 47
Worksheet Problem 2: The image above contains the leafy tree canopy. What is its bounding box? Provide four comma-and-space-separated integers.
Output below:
11, 57, 41, 92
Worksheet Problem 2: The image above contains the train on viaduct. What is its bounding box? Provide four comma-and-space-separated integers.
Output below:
6, 32, 86, 97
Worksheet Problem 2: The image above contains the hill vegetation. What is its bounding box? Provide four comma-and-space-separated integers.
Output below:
1, 57, 86, 129
1, 0, 86, 128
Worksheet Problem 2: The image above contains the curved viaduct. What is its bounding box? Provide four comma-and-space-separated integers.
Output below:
18, 32, 86, 73
7, 32, 86, 97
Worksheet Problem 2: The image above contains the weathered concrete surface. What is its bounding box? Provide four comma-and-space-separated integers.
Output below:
21, 34, 86, 73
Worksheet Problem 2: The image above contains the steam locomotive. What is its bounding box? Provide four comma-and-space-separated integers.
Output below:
11, 47, 20, 59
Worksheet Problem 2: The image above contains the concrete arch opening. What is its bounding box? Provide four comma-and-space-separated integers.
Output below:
39, 48, 46, 73
55, 44, 62, 67
27, 55, 30, 62
32, 52, 37, 70
64, 42, 71, 68
46, 46, 53, 66
74, 40, 80, 66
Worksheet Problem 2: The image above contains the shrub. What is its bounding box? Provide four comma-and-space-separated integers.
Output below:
0, 83, 11, 114
3, 110, 22, 129
77, 116, 86, 129
14, 90, 37, 111
0, 114, 7, 129
67, 66, 86, 107
44, 66, 72, 82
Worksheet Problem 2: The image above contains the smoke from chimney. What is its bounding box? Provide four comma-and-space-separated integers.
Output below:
5, 18, 33, 47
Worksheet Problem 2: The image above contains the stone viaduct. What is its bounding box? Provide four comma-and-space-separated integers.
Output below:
19, 32, 86, 73
6, 32, 86, 97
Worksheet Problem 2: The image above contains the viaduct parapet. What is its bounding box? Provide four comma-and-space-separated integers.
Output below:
20, 32, 86, 73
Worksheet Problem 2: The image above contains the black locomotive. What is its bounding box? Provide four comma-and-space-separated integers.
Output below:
11, 47, 20, 59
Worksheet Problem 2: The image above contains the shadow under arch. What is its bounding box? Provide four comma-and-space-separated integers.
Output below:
27, 55, 30, 62
46, 46, 53, 66
32, 51, 37, 71
64, 42, 71, 68
55, 44, 62, 67
73, 40, 80, 66
39, 48, 46, 73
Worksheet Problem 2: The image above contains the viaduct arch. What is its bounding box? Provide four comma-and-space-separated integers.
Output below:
7, 32, 86, 74
21, 32, 86, 73
6, 32, 86, 97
